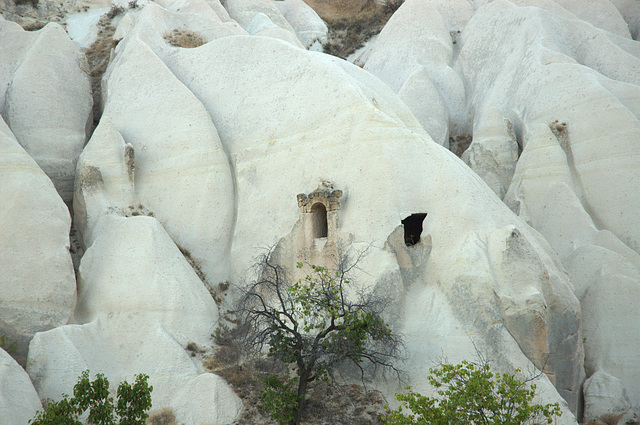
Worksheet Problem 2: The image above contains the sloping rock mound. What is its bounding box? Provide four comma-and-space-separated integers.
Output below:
0, 21, 91, 201
0, 116, 75, 367
5, 0, 639, 421
27, 215, 240, 422
353, 0, 639, 413
139, 28, 578, 417
90, 5, 237, 288
0, 348, 41, 424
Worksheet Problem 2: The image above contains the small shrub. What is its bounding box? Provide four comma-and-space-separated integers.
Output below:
14, 0, 39, 8
106, 4, 125, 19
164, 29, 206, 48
260, 375, 299, 425
322, 0, 404, 59
382, 0, 404, 15
384, 360, 562, 425
29, 371, 152, 425
0, 334, 18, 357
148, 408, 176, 425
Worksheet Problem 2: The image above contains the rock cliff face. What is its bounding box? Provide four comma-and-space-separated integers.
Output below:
1, 0, 639, 423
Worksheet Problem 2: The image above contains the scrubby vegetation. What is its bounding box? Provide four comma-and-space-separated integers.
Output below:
384, 360, 562, 425
322, 0, 404, 59
14, 0, 39, 9
234, 252, 402, 424
29, 370, 152, 425
164, 29, 206, 49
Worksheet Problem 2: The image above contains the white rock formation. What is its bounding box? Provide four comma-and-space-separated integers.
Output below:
223, 0, 303, 47
453, 0, 640, 410
3, 0, 639, 421
0, 116, 75, 366
27, 215, 240, 422
169, 373, 243, 425
273, 0, 328, 49
363, 0, 468, 145
0, 21, 92, 201
583, 371, 632, 425
0, 348, 41, 424
461, 107, 519, 199
146, 32, 580, 417
95, 6, 237, 288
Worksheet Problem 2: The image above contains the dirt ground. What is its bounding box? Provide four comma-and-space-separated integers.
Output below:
302, 0, 378, 23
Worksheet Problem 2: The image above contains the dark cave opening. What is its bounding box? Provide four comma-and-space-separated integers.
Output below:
312, 203, 328, 238
402, 213, 427, 247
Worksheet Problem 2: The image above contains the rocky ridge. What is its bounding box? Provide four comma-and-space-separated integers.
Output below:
1, 0, 639, 424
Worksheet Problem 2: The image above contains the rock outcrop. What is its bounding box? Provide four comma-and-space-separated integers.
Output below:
1, 0, 638, 422
0, 20, 92, 201
0, 116, 75, 367
0, 348, 41, 424
27, 215, 240, 423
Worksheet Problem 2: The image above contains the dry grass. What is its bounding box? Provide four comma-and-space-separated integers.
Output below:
176, 244, 207, 283
321, 0, 404, 59
164, 29, 206, 48
214, 359, 390, 425
148, 408, 177, 425
449, 134, 473, 157
85, 15, 118, 128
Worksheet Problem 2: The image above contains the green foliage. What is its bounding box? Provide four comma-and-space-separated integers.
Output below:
0, 334, 18, 357
239, 253, 402, 425
14, 0, 39, 8
384, 361, 562, 425
260, 375, 299, 425
263, 263, 395, 383
29, 371, 152, 425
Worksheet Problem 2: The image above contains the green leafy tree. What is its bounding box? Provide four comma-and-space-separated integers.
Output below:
30, 371, 152, 425
238, 251, 403, 425
384, 360, 562, 425
259, 375, 299, 425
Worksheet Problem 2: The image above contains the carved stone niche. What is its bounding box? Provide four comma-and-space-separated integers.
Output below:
297, 188, 342, 241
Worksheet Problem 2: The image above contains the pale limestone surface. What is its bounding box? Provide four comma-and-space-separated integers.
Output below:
273, 0, 328, 49
461, 107, 519, 199
583, 371, 633, 425
0, 117, 75, 367
27, 215, 239, 423
0, 22, 91, 201
225, 0, 299, 45
452, 0, 640, 409
363, 0, 467, 143
97, 7, 237, 288
147, 33, 580, 418
0, 349, 41, 424
169, 373, 243, 425
4, 0, 639, 421
610, 0, 640, 39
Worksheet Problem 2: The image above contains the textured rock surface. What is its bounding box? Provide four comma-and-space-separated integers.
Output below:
274, 0, 328, 48
0, 117, 75, 367
98, 9, 236, 287
0, 348, 41, 424
27, 215, 238, 422
1, 0, 639, 421
583, 371, 632, 425
0, 22, 91, 201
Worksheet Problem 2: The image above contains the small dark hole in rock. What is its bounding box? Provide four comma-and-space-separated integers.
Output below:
402, 213, 427, 247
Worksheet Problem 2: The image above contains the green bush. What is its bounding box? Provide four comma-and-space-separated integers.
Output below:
30, 371, 152, 425
14, 0, 39, 8
384, 360, 562, 425
238, 253, 402, 425
0, 334, 18, 357
260, 375, 299, 425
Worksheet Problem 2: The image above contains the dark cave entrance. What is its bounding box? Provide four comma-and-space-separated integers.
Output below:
312, 203, 328, 238
402, 213, 427, 247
